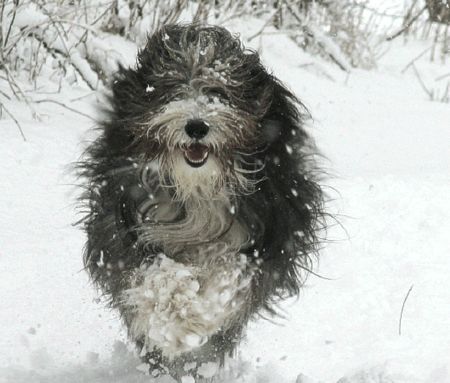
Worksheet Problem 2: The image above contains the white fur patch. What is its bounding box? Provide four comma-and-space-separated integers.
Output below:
123, 254, 251, 358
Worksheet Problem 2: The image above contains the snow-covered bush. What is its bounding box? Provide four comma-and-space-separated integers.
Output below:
0, 0, 274, 91
279, 1, 379, 69
0, 0, 448, 91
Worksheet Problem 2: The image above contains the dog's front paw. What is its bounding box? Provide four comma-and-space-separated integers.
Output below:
123, 254, 251, 357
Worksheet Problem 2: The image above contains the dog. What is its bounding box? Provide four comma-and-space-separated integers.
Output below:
79, 24, 324, 381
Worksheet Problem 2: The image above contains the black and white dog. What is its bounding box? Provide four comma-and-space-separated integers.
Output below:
79, 24, 324, 380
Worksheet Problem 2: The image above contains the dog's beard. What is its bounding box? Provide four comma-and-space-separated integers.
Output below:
161, 151, 224, 202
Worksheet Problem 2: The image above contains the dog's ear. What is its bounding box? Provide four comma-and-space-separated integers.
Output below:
110, 65, 148, 120
241, 79, 323, 308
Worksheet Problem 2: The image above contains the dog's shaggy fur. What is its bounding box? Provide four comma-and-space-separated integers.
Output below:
79, 24, 324, 380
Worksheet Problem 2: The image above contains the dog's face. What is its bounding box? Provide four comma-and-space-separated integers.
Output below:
112, 25, 279, 201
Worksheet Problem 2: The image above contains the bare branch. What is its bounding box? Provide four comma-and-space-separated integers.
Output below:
386, 5, 427, 42
4, 0, 19, 48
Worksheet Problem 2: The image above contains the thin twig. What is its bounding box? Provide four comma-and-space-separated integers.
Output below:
398, 284, 414, 335
434, 73, 450, 81
440, 81, 450, 103
247, 10, 278, 42
4, 0, 19, 48
3, 66, 39, 118
386, 5, 427, 42
0, 88, 11, 100
53, 18, 98, 34
401, 45, 432, 74
0, 0, 6, 54
70, 91, 96, 102
90, 2, 115, 26
0, 101, 27, 141
33, 99, 96, 121
412, 63, 433, 99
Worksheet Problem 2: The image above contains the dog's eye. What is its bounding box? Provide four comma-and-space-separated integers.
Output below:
207, 89, 228, 102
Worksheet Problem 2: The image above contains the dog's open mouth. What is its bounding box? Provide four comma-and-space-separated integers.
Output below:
183, 143, 209, 168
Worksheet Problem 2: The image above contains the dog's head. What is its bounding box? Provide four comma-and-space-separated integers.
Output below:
109, 24, 305, 201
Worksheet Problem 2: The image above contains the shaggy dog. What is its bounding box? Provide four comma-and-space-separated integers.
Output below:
79, 24, 324, 381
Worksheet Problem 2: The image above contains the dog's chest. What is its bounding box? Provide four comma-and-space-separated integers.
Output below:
135, 184, 250, 265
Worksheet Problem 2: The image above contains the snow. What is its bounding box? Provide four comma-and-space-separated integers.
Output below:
1, 14, 450, 383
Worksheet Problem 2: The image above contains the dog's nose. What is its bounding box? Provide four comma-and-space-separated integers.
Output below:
185, 120, 209, 140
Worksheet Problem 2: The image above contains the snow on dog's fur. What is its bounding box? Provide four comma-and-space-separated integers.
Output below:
124, 253, 251, 356
78, 24, 325, 380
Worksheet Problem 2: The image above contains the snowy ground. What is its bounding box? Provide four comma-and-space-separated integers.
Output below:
1, 16, 450, 383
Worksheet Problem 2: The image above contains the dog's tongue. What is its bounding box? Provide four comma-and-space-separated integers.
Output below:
185, 143, 209, 162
